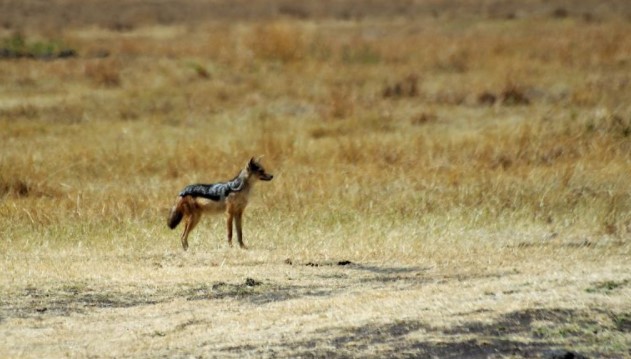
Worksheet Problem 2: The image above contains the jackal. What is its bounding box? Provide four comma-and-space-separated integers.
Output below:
167, 157, 273, 250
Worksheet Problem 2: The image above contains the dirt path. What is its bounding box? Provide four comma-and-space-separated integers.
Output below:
2, 256, 629, 358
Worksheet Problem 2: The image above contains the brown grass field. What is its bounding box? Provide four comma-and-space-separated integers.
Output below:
1, 1, 631, 357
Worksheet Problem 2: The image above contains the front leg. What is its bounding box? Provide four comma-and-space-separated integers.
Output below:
226, 211, 234, 247
235, 210, 247, 249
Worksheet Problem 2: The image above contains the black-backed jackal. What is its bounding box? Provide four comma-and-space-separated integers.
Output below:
167, 157, 273, 250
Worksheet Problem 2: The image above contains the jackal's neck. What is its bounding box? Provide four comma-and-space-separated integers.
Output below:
229, 168, 254, 192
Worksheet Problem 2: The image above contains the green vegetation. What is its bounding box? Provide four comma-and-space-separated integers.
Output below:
1, 33, 76, 59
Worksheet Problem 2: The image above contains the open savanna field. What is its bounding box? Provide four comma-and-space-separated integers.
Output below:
1, 0, 631, 357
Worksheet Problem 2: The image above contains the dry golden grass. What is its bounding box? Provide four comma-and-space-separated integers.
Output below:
1, 2, 631, 357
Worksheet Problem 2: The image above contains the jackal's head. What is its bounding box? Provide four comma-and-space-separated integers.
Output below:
247, 157, 273, 181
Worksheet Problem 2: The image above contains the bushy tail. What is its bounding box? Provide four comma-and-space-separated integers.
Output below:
167, 197, 184, 229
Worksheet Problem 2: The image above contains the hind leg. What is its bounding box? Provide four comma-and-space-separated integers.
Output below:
180, 216, 191, 251
180, 212, 201, 251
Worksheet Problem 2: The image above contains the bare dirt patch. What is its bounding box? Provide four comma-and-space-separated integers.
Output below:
2, 254, 629, 358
